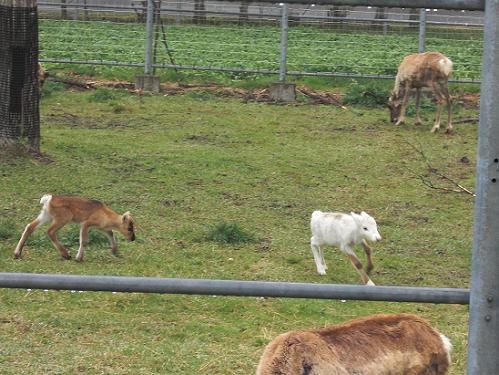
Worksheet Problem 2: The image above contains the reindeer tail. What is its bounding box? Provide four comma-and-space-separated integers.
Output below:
40, 194, 53, 209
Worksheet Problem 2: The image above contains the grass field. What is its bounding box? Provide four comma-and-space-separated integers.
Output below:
0, 82, 478, 373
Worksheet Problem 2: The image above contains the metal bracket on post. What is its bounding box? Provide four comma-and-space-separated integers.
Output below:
418, 8, 426, 53
269, 2, 295, 102
135, 0, 160, 92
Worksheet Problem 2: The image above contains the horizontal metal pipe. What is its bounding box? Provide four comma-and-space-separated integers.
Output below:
36, 1, 485, 12
0, 273, 469, 304
38, 58, 481, 84
207, 0, 484, 11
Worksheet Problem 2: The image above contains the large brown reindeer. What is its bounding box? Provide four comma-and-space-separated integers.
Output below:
14, 194, 135, 261
388, 52, 453, 133
256, 313, 452, 375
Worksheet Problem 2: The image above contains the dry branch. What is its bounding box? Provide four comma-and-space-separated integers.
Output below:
406, 141, 475, 197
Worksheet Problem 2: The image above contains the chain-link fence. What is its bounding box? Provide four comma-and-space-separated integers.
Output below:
38, 1, 483, 82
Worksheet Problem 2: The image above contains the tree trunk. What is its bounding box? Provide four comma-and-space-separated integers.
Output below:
61, 0, 67, 19
372, 7, 386, 32
409, 8, 419, 30
239, 1, 250, 25
193, 0, 206, 25
0, 0, 41, 153
327, 6, 349, 31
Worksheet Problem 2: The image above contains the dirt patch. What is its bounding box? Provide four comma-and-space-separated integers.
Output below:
455, 92, 480, 109
48, 75, 345, 106
47, 74, 478, 108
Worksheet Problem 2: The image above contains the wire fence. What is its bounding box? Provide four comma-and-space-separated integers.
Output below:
38, 0, 484, 82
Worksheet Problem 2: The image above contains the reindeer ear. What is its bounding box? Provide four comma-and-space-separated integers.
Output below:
350, 212, 362, 222
122, 211, 131, 222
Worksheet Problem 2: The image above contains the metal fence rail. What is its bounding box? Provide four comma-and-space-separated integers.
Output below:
0, 272, 470, 304
38, 0, 484, 82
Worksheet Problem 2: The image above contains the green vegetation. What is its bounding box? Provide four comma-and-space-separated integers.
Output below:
0, 85, 478, 374
201, 220, 258, 245
39, 19, 483, 84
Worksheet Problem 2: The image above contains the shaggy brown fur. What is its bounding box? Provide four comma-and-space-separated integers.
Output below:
14, 195, 135, 261
256, 313, 451, 375
38, 63, 49, 95
387, 52, 453, 133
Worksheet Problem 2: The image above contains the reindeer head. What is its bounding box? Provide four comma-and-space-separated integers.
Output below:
120, 212, 136, 241
387, 93, 403, 123
351, 211, 382, 243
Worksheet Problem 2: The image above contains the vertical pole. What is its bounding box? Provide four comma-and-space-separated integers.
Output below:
176, 0, 181, 24
144, 0, 154, 75
467, 0, 499, 373
418, 8, 426, 53
278, 3, 289, 83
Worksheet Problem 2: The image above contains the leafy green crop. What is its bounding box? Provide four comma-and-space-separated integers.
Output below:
39, 19, 483, 82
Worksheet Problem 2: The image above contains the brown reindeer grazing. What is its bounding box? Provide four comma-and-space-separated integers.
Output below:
14, 194, 135, 261
38, 63, 49, 95
256, 313, 452, 375
388, 52, 453, 133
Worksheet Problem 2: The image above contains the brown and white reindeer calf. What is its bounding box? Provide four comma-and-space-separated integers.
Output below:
388, 51, 453, 133
256, 313, 452, 375
14, 194, 135, 261
38, 63, 49, 95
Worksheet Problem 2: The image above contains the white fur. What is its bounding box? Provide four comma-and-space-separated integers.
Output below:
310, 211, 381, 283
36, 194, 53, 226
14, 195, 53, 258
440, 333, 453, 364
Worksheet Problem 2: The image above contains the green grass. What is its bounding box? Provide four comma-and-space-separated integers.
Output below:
0, 86, 478, 374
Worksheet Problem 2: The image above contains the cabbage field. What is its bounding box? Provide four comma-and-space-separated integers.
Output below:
39, 18, 483, 81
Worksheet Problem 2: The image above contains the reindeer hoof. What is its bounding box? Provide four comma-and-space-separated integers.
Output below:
366, 280, 376, 286
445, 128, 453, 134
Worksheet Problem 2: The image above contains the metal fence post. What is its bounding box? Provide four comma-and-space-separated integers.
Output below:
135, 0, 160, 91
279, 3, 289, 82
467, 0, 499, 373
269, 3, 295, 101
418, 8, 426, 53
144, 0, 154, 75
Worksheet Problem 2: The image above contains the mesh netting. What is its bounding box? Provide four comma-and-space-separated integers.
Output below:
0, 1, 40, 152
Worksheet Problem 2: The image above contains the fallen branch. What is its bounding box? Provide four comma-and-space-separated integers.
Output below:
453, 117, 479, 125
406, 141, 475, 197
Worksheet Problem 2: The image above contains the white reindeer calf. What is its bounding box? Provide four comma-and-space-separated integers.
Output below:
256, 313, 452, 375
310, 210, 381, 285
14, 194, 135, 261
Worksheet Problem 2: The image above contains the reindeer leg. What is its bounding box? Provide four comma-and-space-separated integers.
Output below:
395, 86, 411, 126
344, 245, 375, 285
414, 88, 422, 125
361, 239, 374, 275
14, 217, 48, 259
75, 223, 91, 262
430, 82, 447, 133
104, 230, 118, 256
431, 101, 444, 133
311, 237, 326, 275
14, 207, 53, 259
47, 221, 71, 260
442, 83, 453, 133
